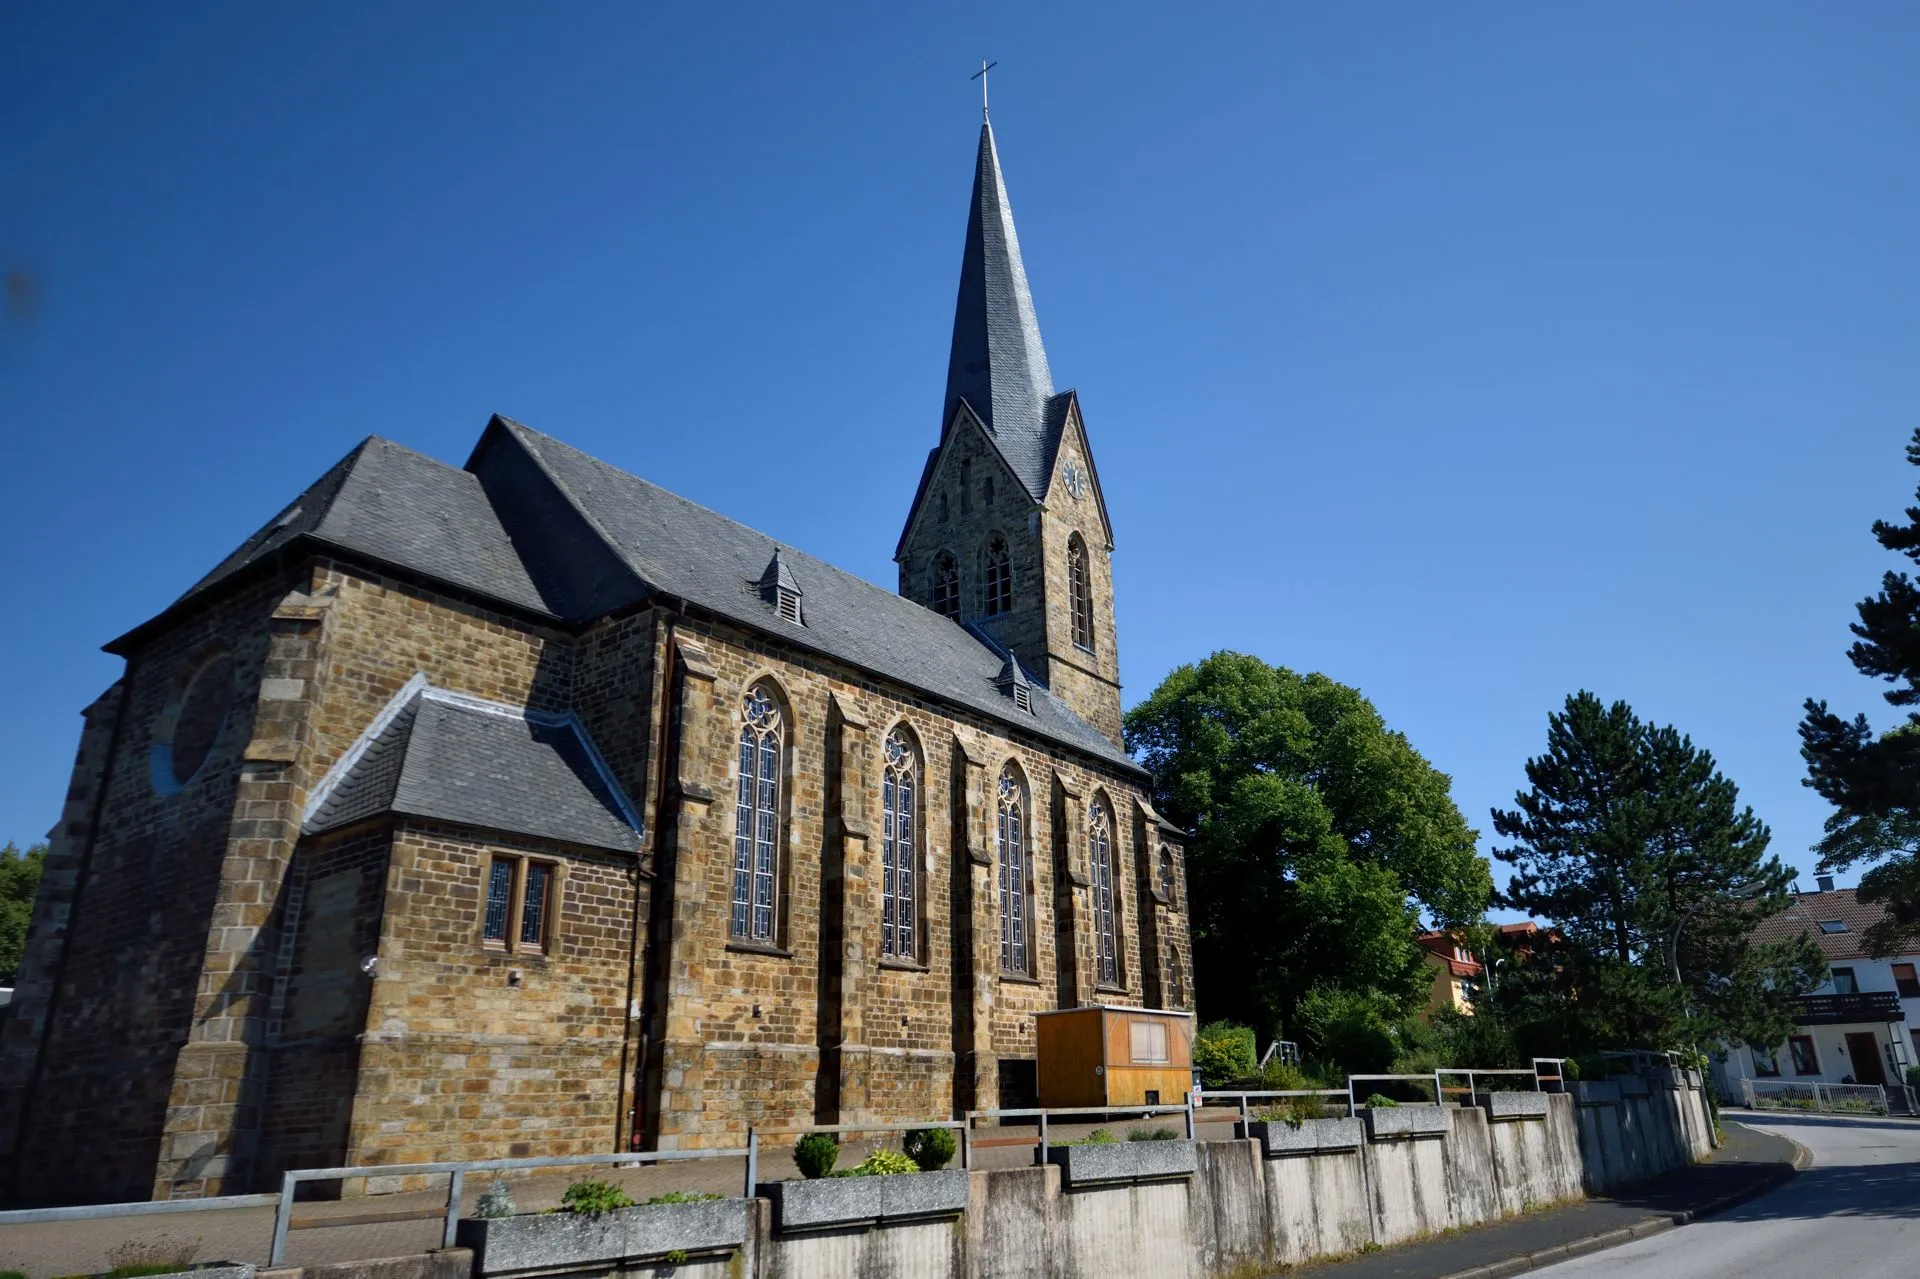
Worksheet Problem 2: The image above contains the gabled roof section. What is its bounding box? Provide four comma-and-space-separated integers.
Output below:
1748, 887, 1920, 962
303, 678, 642, 854
154, 435, 554, 633
494, 417, 1137, 772
945, 122, 1057, 500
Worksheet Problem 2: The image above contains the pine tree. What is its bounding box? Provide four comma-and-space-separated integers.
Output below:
1495, 694, 1820, 1051
1802, 427, 1920, 957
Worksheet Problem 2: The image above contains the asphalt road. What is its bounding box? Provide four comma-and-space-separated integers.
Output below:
1532, 1110, 1920, 1278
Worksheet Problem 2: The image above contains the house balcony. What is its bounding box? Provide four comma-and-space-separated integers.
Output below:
1793, 991, 1906, 1027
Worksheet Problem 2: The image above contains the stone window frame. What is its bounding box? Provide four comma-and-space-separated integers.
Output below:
148, 641, 239, 797
1089, 791, 1123, 990
1157, 846, 1178, 910
997, 760, 1036, 977
1067, 533, 1095, 653
880, 722, 925, 963
931, 551, 961, 620
481, 852, 560, 956
731, 677, 794, 948
983, 534, 1013, 617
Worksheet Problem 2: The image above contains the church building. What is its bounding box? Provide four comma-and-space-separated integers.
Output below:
0, 121, 1192, 1205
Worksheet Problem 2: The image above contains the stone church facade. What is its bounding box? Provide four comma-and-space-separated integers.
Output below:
0, 122, 1191, 1206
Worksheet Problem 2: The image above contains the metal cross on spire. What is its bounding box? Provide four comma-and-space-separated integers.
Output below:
971, 58, 998, 118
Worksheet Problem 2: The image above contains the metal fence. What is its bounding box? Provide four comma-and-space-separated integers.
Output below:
963, 1103, 1196, 1162
1741, 1078, 1890, 1116
1196, 1089, 1353, 1129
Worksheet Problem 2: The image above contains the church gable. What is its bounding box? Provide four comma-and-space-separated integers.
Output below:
1040, 395, 1114, 551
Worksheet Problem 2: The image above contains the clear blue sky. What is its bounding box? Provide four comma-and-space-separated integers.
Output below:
4, 4, 1918, 906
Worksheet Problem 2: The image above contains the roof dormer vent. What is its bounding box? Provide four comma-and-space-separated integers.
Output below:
756, 550, 804, 626
995, 655, 1034, 715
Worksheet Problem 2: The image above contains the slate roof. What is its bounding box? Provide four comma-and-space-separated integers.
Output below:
172, 435, 553, 619
490, 419, 1138, 772
944, 122, 1061, 502
1748, 888, 1920, 962
304, 680, 642, 853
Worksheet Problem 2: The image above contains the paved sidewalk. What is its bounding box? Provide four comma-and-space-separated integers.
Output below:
1289, 1121, 1803, 1279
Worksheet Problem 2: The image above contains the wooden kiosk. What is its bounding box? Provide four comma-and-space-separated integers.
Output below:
1036, 1006, 1196, 1108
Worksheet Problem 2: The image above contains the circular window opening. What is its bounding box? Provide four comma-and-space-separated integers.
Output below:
164, 651, 236, 788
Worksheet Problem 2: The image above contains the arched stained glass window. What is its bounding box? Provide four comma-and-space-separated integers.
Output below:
733, 686, 783, 941
1090, 797, 1118, 986
985, 537, 1012, 616
882, 728, 918, 959
1069, 535, 1094, 652
998, 765, 1029, 973
932, 552, 960, 619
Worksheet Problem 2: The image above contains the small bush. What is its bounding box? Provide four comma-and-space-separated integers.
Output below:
903, 1126, 958, 1171
850, 1149, 921, 1176
1365, 1093, 1400, 1109
1128, 1126, 1182, 1141
0, 1269, 26, 1279
475, 1175, 517, 1219
107, 1238, 200, 1276
664, 1249, 689, 1265
1075, 1128, 1119, 1145
643, 1190, 722, 1205
794, 1132, 840, 1179
561, 1179, 634, 1215
1906, 1064, 1920, 1092
1258, 1059, 1312, 1091
1256, 1094, 1327, 1125
1194, 1022, 1259, 1086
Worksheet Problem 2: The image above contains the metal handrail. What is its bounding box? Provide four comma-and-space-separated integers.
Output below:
0, 1193, 281, 1225
1197, 1088, 1353, 1125
1433, 1068, 1539, 1107
1346, 1072, 1443, 1115
269, 1146, 750, 1265
965, 1102, 1196, 1159
746, 1119, 972, 1185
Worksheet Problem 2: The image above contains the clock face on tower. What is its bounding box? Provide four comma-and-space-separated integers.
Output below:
1062, 459, 1087, 500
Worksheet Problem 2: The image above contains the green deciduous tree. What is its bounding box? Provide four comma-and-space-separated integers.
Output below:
0, 841, 47, 984
1124, 652, 1491, 1044
1494, 694, 1821, 1053
1801, 427, 1920, 957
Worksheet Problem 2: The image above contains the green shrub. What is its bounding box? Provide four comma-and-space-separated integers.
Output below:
643, 1190, 721, 1205
1258, 1059, 1311, 1091
1295, 988, 1400, 1075
1365, 1093, 1400, 1109
850, 1149, 921, 1176
1906, 1064, 1920, 1092
1128, 1126, 1182, 1141
0, 1270, 26, 1279
903, 1127, 958, 1171
561, 1179, 634, 1215
795, 1132, 840, 1179
664, 1250, 689, 1265
1194, 1022, 1259, 1086
1075, 1128, 1119, 1145
1257, 1094, 1328, 1125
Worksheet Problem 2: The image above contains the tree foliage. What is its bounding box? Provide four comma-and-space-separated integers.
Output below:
0, 841, 45, 984
1494, 694, 1822, 1053
1125, 652, 1491, 1040
1801, 427, 1920, 957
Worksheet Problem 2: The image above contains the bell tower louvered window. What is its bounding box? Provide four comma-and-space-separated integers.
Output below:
985, 537, 1012, 616
1068, 534, 1094, 652
932, 552, 960, 619
882, 728, 918, 959
733, 686, 783, 942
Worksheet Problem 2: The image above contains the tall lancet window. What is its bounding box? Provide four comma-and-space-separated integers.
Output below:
1068, 534, 1094, 652
932, 552, 960, 619
882, 728, 919, 959
997, 764, 1030, 973
733, 686, 783, 941
1089, 796, 1118, 986
985, 537, 1012, 616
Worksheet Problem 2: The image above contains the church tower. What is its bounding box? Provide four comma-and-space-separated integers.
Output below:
897, 121, 1123, 744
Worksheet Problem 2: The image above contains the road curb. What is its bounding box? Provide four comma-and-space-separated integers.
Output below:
1430, 1155, 1804, 1279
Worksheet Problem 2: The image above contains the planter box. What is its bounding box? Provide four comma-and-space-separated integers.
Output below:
1045, 1140, 1199, 1185
1569, 1080, 1622, 1106
1363, 1105, 1450, 1140
1478, 1091, 1550, 1121
457, 1199, 749, 1274
1241, 1117, 1365, 1155
760, 1169, 970, 1232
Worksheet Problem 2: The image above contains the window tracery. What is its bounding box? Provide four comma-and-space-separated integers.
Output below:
882, 728, 919, 960
1068, 534, 1094, 652
1090, 797, 1118, 986
997, 765, 1030, 973
932, 552, 960, 619
985, 537, 1012, 616
733, 686, 783, 941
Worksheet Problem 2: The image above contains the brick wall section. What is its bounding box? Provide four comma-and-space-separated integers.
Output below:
344, 822, 639, 1169
255, 825, 392, 1181
3, 573, 287, 1204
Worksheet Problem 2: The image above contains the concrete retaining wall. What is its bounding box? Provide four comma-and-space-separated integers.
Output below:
484, 1079, 1712, 1279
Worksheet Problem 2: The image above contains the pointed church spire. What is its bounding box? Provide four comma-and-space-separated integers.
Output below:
944, 122, 1054, 446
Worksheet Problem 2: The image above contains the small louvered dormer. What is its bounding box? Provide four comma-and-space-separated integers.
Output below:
995, 655, 1033, 714
756, 550, 804, 626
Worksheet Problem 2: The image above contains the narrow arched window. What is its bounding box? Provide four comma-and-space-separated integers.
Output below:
932, 552, 960, 619
882, 728, 919, 960
997, 764, 1030, 973
1068, 534, 1094, 652
1090, 797, 1118, 986
733, 686, 783, 941
961, 459, 973, 514
1170, 948, 1186, 1008
985, 537, 1012, 616
983, 476, 995, 506
939, 491, 950, 523
1158, 846, 1176, 908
